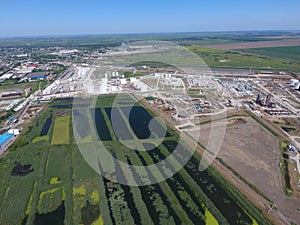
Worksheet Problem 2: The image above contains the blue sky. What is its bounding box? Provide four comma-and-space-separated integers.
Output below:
0, 0, 299, 37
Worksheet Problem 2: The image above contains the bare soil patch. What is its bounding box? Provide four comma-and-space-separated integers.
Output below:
191, 116, 300, 223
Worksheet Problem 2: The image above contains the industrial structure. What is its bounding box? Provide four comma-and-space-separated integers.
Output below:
265, 94, 273, 107
256, 92, 263, 104
0, 133, 14, 149
28, 72, 49, 80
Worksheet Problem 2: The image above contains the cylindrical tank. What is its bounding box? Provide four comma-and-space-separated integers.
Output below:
294, 81, 300, 90
290, 79, 299, 86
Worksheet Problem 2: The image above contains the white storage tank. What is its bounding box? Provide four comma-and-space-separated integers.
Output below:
290, 79, 299, 86
294, 81, 300, 90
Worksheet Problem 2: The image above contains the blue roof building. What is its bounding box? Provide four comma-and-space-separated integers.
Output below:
28, 72, 49, 80
0, 133, 13, 148
6, 116, 16, 124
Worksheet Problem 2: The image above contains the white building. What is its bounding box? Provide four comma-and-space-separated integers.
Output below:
120, 78, 127, 85
8, 129, 21, 136
130, 77, 137, 83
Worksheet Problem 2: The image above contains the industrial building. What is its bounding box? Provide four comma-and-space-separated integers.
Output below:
28, 72, 50, 80
0, 133, 14, 149
265, 94, 273, 107
0, 72, 13, 81
120, 78, 127, 85
6, 116, 16, 124
265, 109, 291, 116
289, 79, 300, 90
16, 67, 34, 74
290, 79, 299, 86
294, 82, 300, 90
0, 91, 23, 98
256, 92, 274, 107
8, 129, 21, 136
256, 92, 262, 104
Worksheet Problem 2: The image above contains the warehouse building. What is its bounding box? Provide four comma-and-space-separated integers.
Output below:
0, 133, 14, 149
28, 72, 50, 81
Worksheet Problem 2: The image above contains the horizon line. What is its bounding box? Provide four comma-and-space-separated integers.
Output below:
1, 29, 300, 39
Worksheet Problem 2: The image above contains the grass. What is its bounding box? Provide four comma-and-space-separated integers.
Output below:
73, 185, 87, 196
38, 187, 62, 213
130, 61, 176, 69
32, 135, 49, 143
0, 96, 274, 225
0, 80, 38, 90
26, 181, 36, 215
280, 142, 293, 196
39, 187, 61, 198
204, 207, 219, 225
122, 71, 143, 78
50, 177, 61, 185
90, 190, 99, 203
95, 94, 117, 108
239, 46, 300, 62
51, 114, 70, 145
91, 215, 104, 225
181, 39, 244, 46
79, 135, 93, 143
187, 46, 300, 72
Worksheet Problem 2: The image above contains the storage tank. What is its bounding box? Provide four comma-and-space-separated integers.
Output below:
294, 81, 300, 90
290, 79, 299, 86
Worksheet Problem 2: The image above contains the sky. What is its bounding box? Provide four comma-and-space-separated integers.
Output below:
0, 0, 300, 37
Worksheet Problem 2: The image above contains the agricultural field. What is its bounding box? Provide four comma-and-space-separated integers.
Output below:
51, 114, 70, 145
179, 38, 244, 47
239, 46, 300, 62
187, 46, 300, 72
204, 39, 300, 50
0, 80, 47, 92
0, 95, 273, 225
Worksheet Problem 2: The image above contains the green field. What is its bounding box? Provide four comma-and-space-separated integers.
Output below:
178, 39, 245, 47
188, 46, 300, 72
32, 136, 49, 143
238, 46, 300, 62
0, 96, 273, 225
0, 31, 289, 49
51, 114, 70, 145
0, 80, 47, 91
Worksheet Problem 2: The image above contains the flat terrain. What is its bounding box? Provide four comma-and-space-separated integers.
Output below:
0, 96, 273, 225
239, 46, 300, 62
197, 117, 281, 197
51, 114, 70, 145
205, 39, 300, 50
190, 116, 300, 223
187, 46, 300, 72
